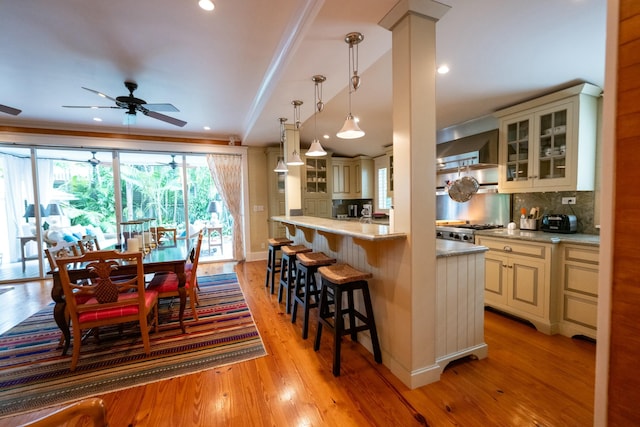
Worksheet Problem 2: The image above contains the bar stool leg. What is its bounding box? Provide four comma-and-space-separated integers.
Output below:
332, 285, 343, 377
361, 283, 382, 363
313, 284, 327, 352
277, 256, 288, 304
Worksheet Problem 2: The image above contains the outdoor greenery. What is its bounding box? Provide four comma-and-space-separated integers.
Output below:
55, 159, 228, 235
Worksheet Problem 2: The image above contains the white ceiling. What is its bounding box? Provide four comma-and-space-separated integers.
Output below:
0, 0, 606, 158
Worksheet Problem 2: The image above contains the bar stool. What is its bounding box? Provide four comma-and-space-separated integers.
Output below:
264, 237, 293, 294
291, 251, 336, 339
314, 263, 382, 376
278, 245, 312, 313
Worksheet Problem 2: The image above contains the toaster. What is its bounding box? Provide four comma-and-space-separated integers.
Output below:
540, 214, 577, 233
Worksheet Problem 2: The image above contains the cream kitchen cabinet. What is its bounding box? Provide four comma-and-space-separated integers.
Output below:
331, 156, 373, 200
302, 154, 332, 218
477, 236, 559, 334
266, 147, 287, 238
558, 244, 599, 339
495, 83, 601, 193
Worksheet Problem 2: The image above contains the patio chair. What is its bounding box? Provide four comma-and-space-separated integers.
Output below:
57, 250, 159, 371
148, 231, 203, 321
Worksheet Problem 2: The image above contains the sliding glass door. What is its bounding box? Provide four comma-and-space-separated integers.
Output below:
0, 147, 232, 284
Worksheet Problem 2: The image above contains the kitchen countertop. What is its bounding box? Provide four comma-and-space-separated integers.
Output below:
436, 239, 487, 258
272, 215, 405, 241
475, 229, 600, 246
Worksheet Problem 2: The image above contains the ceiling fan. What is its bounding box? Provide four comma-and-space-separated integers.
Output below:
0, 104, 22, 116
63, 81, 187, 127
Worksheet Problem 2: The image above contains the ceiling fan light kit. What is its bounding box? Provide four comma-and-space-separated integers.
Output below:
337, 31, 365, 140
306, 75, 327, 157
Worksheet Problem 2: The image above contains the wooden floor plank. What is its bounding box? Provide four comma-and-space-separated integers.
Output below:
0, 260, 595, 426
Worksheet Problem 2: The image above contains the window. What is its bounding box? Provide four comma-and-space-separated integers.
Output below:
377, 167, 391, 210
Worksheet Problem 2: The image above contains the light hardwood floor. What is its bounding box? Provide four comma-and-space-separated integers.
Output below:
0, 260, 595, 426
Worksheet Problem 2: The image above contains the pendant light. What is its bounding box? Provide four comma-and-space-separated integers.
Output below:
337, 32, 365, 139
286, 100, 304, 165
274, 118, 288, 173
306, 75, 327, 157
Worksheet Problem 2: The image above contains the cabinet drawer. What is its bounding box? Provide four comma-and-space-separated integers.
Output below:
564, 246, 599, 264
564, 264, 598, 296
563, 294, 597, 329
478, 238, 547, 259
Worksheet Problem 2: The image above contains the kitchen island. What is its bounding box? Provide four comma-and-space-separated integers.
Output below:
273, 215, 488, 388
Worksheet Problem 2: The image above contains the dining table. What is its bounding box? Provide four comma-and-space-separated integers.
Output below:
51, 241, 191, 355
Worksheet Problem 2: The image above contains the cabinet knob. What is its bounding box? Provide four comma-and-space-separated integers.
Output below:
503, 246, 512, 252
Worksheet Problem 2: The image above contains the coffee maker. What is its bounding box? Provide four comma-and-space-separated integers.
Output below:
361, 203, 372, 218
348, 204, 358, 217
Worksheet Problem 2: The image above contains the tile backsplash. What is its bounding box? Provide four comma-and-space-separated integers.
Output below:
512, 191, 598, 235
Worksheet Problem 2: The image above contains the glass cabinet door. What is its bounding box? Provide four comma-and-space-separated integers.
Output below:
537, 108, 567, 181
305, 158, 327, 194
505, 119, 530, 182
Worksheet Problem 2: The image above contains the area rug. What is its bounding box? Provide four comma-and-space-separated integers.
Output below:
0, 273, 267, 417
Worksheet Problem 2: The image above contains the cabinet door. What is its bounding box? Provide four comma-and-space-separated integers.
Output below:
484, 252, 508, 306
332, 161, 351, 196
532, 102, 574, 189
507, 255, 546, 318
500, 114, 532, 191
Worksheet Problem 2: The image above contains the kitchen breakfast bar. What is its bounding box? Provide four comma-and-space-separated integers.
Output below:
273, 215, 488, 388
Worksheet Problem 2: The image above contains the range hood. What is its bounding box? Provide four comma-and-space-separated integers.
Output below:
436, 129, 499, 172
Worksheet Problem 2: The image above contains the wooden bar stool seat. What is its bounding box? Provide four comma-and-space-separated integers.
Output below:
278, 245, 312, 313
291, 252, 336, 339
314, 263, 382, 376
264, 237, 293, 294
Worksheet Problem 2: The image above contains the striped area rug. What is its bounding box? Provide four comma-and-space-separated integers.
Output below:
0, 273, 266, 417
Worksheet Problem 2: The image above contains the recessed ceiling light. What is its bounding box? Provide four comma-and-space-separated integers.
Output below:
323, 134, 330, 139
437, 65, 450, 74
199, 0, 214, 11
93, 117, 102, 122
203, 126, 211, 130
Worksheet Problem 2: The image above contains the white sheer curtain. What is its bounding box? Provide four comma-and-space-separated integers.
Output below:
3, 154, 34, 262
206, 154, 244, 260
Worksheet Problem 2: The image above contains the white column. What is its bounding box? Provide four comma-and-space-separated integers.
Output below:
380, 0, 450, 387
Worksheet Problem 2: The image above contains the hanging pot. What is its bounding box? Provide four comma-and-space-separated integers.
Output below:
448, 166, 479, 203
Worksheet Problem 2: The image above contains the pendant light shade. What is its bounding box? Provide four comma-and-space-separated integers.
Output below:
337, 32, 365, 140
287, 151, 304, 165
274, 117, 288, 173
274, 159, 288, 173
337, 114, 364, 139
306, 139, 327, 157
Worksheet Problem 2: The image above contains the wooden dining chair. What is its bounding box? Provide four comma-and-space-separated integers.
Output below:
44, 241, 81, 271
148, 231, 203, 322
77, 234, 101, 254
57, 250, 159, 371
153, 226, 177, 245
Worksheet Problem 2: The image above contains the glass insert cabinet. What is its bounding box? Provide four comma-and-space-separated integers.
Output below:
496, 83, 600, 193
304, 157, 328, 195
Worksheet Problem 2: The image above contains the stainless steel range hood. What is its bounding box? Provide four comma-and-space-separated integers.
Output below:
436, 129, 499, 172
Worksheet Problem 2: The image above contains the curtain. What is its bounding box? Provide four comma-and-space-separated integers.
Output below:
3, 154, 34, 261
206, 154, 244, 260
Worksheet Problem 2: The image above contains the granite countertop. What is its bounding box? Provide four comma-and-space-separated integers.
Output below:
436, 239, 488, 258
475, 229, 600, 246
272, 215, 405, 241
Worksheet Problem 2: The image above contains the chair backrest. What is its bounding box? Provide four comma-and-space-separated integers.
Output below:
56, 250, 146, 318
154, 226, 177, 245
44, 241, 80, 271
189, 231, 204, 267
77, 234, 101, 254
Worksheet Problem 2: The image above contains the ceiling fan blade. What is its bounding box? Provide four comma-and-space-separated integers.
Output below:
145, 103, 179, 112
144, 110, 187, 127
62, 105, 122, 109
81, 87, 117, 102
0, 104, 22, 115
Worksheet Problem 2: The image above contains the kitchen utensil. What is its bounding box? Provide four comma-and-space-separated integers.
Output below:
448, 166, 479, 203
